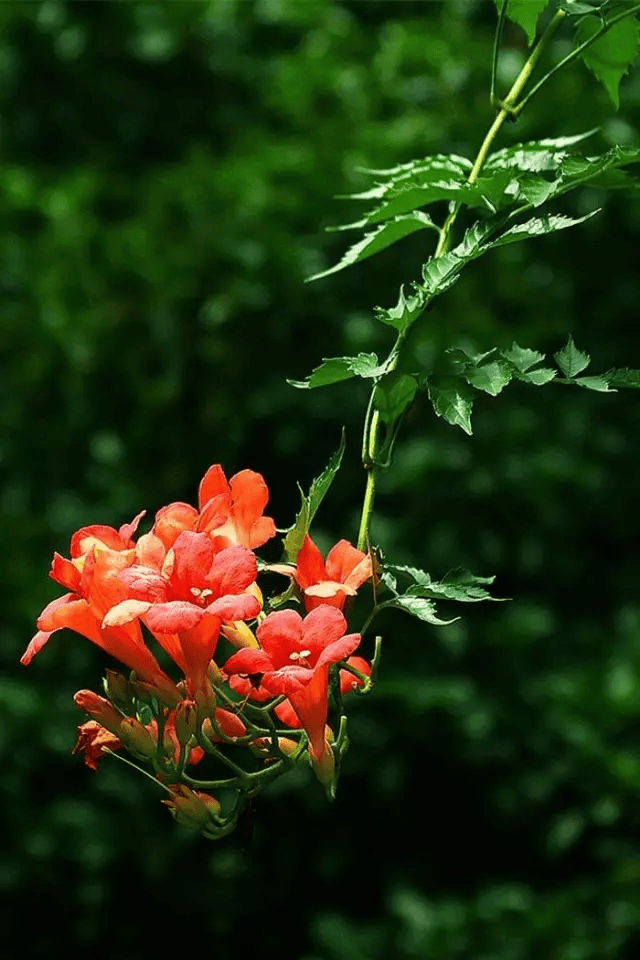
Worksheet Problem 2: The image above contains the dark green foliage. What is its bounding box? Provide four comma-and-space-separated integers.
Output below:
3, 2, 640, 959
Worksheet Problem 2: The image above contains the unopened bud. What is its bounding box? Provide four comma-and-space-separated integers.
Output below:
162, 784, 221, 829
173, 700, 198, 747
309, 738, 337, 800
251, 736, 300, 759
104, 670, 130, 706
74, 690, 123, 736
119, 717, 157, 759
220, 620, 258, 650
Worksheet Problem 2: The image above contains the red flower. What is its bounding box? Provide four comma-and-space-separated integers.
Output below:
293, 535, 372, 612
224, 607, 360, 761
197, 465, 276, 549
22, 530, 179, 705
104, 530, 259, 693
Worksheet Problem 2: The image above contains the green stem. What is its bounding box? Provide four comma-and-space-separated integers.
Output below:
490, 0, 510, 108
436, 8, 566, 257
515, 2, 640, 115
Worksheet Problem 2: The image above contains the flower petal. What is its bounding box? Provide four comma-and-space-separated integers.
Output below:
50, 552, 81, 592
117, 510, 146, 546
325, 539, 371, 585
315, 632, 361, 671
294, 535, 326, 590
256, 609, 304, 666
153, 502, 199, 549
206, 594, 260, 622
224, 647, 274, 675
119, 565, 167, 602
301, 605, 348, 657
21, 593, 76, 664
102, 599, 153, 627
207, 545, 258, 596
144, 601, 204, 633
198, 464, 230, 511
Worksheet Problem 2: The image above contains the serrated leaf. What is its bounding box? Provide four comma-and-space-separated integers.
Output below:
373, 373, 418, 424
391, 595, 458, 626
288, 352, 388, 389
501, 343, 546, 373
516, 173, 562, 206
606, 367, 640, 388
421, 251, 466, 301
307, 212, 436, 282
496, 0, 551, 44
389, 565, 433, 587
574, 374, 615, 392
428, 381, 474, 435
486, 131, 598, 173
380, 569, 398, 595
355, 154, 473, 179
561, 1, 604, 15
282, 432, 345, 562
491, 209, 600, 247
374, 285, 425, 332
576, 15, 640, 109
519, 366, 557, 386
466, 360, 514, 396
554, 336, 591, 377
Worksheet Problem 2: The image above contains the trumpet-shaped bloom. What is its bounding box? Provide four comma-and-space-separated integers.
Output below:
224, 606, 360, 760
105, 530, 259, 693
293, 535, 372, 611
22, 542, 179, 705
197, 465, 276, 549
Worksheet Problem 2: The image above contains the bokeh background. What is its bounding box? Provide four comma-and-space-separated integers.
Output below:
2, 2, 640, 958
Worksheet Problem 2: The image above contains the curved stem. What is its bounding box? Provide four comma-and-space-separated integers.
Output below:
436, 8, 566, 257
515, 2, 640, 115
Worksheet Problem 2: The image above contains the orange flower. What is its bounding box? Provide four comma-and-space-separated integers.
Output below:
294, 535, 372, 611
197, 465, 276, 549
22, 534, 179, 705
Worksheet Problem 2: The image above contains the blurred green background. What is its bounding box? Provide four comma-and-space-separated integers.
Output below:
2, 2, 640, 958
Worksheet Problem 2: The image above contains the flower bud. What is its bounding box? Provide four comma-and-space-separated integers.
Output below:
103, 669, 130, 706
173, 700, 198, 747
309, 738, 337, 799
119, 717, 157, 759
74, 690, 123, 736
220, 620, 259, 650
251, 736, 299, 759
162, 784, 221, 829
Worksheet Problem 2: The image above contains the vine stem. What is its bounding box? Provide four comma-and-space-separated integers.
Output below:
355, 7, 569, 552
515, 2, 640, 115
435, 8, 566, 257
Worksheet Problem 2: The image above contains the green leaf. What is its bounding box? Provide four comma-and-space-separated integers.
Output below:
307, 213, 436, 281
390, 595, 458, 626
433, 568, 502, 602
466, 360, 513, 396
519, 366, 557, 386
374, 285, 425, 333
606, 367, 640, 388
576, 15, 640, 109
501, 343, 546, 373
490, 209, 600, 247
373, 373, 418, 424
428, 380, 474, 435
497, 0, 551, 44
486, 131, 598, 173
282, 431, 345, 562
390, 565, 502, 602
288, 352, 388, 389
560, 1, 605, 15
554, 336, 591, 377
573, 374, 615, 392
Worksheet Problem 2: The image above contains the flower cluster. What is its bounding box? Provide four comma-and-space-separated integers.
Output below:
22, 465, 375, 838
